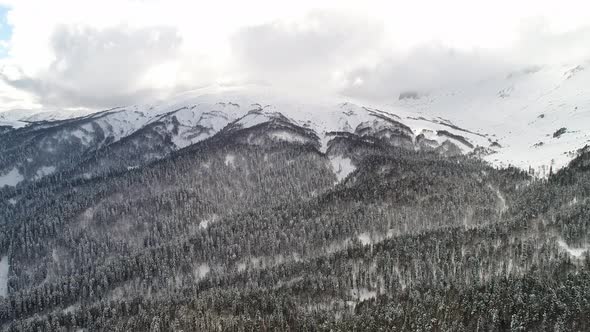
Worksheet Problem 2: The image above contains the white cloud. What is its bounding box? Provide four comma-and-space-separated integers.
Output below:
0, 0, 587, 110
340, 45, 510, 101
229, 10, 384, 98
1, 25, 183, 108
339, 19, 590, 101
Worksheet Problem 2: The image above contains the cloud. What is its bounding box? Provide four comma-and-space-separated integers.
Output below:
0, 1, 589, 110
0, 25, 183, 108
339, 19, 590, 102
229, 10, 384, 96
513, 19, 590, 64
340, 45, 511, 100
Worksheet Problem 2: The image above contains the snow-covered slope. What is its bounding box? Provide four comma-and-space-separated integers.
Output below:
396, 62, 590, 176
0, 108, 95, 128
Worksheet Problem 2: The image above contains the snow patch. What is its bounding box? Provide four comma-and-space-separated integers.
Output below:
235, 112, 270, 129
63, 303, 79, 314
350, 288, 377, 302
70, 129, 88, 143
35, 166, 56, 179
170, 131, 211, 149
0, 118, 26, 128
329, 156, 355, 183
357, 233, 373, 246
557, 240, 588, 259
0, 256, 9, 297
488, 185, 508, 213
0, 167, 23, 187
325, 237, 353, 254
199, 214, 218, 229
194, 263, 210, 279
269, 131, 307, 143
224, 154, 236, 167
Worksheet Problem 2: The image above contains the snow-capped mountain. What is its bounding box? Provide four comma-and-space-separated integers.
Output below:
1, 61, 590, 187
0, 91, 495, 188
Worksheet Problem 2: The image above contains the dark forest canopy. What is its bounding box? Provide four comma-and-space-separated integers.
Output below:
0, 117, 589, 332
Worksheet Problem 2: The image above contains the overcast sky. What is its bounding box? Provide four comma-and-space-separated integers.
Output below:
0, 0, 588, 111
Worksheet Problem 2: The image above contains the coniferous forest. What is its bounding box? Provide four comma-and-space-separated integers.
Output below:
1, 111, 590, 332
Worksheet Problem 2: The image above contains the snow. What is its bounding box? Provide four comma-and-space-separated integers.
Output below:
170, 132, 201, 149
488, 185, 508, 213
52, 248, 59, 263
0, 118, 26, 128
35, 166, 56, 179
318, 131, 332, 153
557, 240, 588, 259
0, 167, 24, 187
396, 63, 590, 173
235, 111, 269, 129
0, 108, 94, 123
199, 215, 218, 229
224, 154, 236, 167
5, 71, 590, 176
350, 288, 377, 302
194, 263, 210, 279
0, 255, 9, 297
269, 130, 307, 143
234, 253, 299, 273
325, 237, 353, 254
357, 233, 373, 246
63, 303, 79, 314
8, 198, 17, 205
164, 106, 241, 149
329, 156, 355, 183
70, 129, 87, 141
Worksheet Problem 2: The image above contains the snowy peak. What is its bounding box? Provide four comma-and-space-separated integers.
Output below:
151, 103, 240, 149
3, 67, 590, 188
0, 94, 500, 187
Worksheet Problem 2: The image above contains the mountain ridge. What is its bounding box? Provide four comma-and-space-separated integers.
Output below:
3, 61, 589, 187
0, 93, 495, 188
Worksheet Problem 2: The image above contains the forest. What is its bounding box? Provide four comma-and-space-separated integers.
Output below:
0, 121, 589, 331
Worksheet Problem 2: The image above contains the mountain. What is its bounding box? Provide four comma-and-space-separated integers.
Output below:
2, 62, 590, 188
0, 91, 494, 188
396, 62, 590, 175
0, 65, 589, 331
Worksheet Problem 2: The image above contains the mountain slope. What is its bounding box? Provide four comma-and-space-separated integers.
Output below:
396, 62, 590, 175
0, 93, 494, 188
3, 61, 589, 187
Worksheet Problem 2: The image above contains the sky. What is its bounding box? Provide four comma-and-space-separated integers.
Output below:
0, 0, 588, 112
